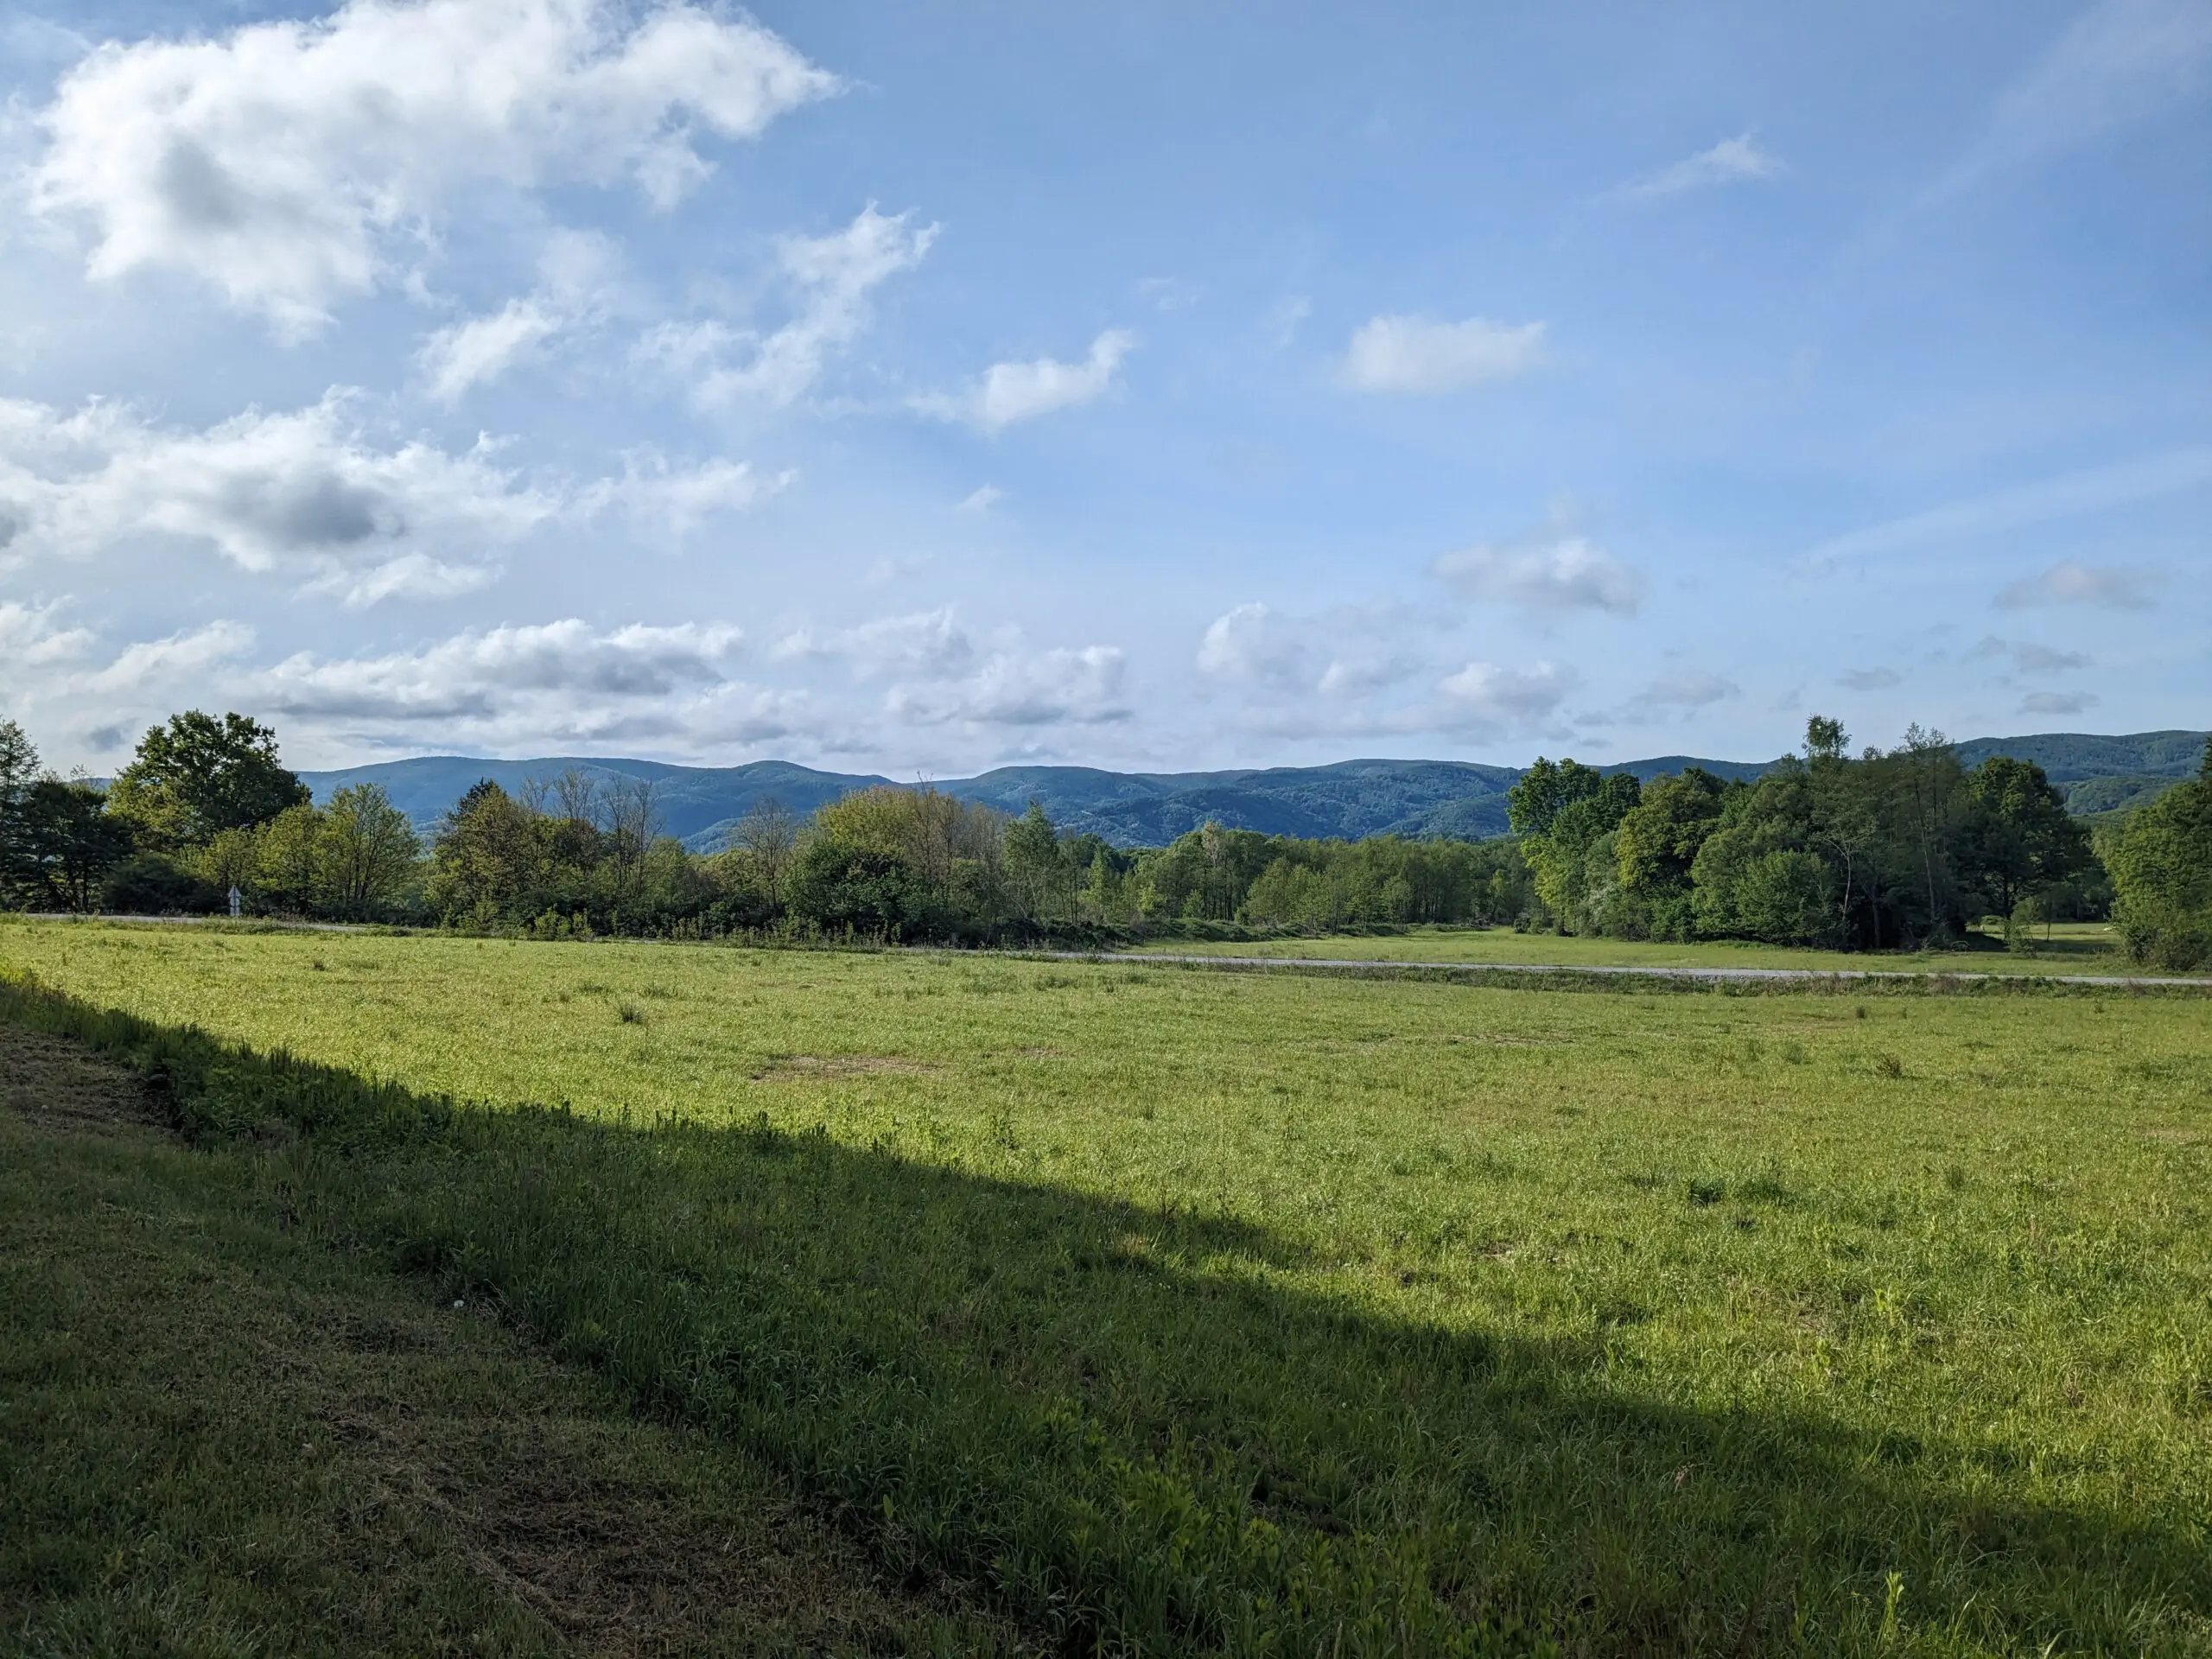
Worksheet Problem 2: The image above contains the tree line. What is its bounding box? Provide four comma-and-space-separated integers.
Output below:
3, 709, 2206, 968
1506, 716, 2120, 952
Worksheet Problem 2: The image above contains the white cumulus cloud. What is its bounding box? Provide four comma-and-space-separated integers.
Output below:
1195, 602, 1303, 685
249, 619, 800, 753
1340, 315, 1546, 395
81, 620, 257, 695
0, 391, 558, 601
0, 601, 94, 669
889, 644, 1129, 728
27, 0, 836, 334
1430, 528, 1643, 614
0, 391, 775, 601
1436, 660, 1574, 733
915, 330, 1134, 431
772, 607, 1126, 728
772, 607, 978, 680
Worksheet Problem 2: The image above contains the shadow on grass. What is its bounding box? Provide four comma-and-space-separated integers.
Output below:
2, 969, 2202, 1656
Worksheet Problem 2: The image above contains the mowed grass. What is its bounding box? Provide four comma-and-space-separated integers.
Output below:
0, 1020, 1020, 1656
2, 918, 2210, 1653
1117, 921, 2138, 976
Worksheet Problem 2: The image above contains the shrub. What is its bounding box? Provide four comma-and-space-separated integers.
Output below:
99, 852, 225, 916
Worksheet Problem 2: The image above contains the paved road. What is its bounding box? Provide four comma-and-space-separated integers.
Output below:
1041, 950, 2212, 990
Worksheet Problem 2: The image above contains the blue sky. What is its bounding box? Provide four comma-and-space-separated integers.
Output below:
1, 0, 2206, 775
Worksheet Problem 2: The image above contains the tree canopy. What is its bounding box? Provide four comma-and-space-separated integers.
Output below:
107, 711, 310, 848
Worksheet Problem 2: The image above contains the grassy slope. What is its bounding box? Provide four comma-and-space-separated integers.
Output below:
2, 920, 2209, 1652
0, 1021, 1016, 1656
1115, 923, 2137, 976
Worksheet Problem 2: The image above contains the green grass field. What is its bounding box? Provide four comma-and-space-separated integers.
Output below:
1117, 921, 2137, 976
0, 1020, 1019, 1656
3, 917, 2209, 1654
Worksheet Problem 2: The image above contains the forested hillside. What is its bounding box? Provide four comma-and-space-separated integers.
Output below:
302, 731, 2206, 849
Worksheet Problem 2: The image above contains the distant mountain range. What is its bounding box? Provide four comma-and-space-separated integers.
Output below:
299, 730, 2208, 850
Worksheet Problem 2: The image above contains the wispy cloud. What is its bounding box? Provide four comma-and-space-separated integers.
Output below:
1838, 667, 1901, 690
1642, 668, 1740, 707
416, 230, 618, 404
1797, 448, 2212, 572
1939, 0, 2212, 195
2017, 690, 2100, 717
1620, 133, 1785, 200
1995, 561, 2159, 611
1340, 315, 1546, 395
637, 206, 937, 410
914, 330, 1134, 431
1967, 636, 2094, 674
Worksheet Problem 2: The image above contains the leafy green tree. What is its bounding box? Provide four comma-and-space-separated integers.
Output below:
1688, 763, 1837, 944
107, 711, 308, 849
254, 804, 327, 913
1733, 849, 1834, 944
1803, 718, 1879, 947
1004, 801, 1069, 923
22, 779, 134, 912
321, 785, 421, 918
2107, 739, 2212, 970
1507, 757, 1605, 837
1803, 714, 1848, 763
1956, 755, 2092, 919
1510, 759, 1638, 931
425, 781, 542, 922
0, 719, 41, 905
1612, 769, 1732, 937
1880, 724, 1964, 944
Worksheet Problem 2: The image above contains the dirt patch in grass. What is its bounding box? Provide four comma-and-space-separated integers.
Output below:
0, 1021, 170, 1135
323, 1397, 983, 1656
749, 1053, 938, 1082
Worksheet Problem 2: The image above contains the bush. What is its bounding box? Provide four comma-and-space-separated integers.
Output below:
785, 839, 920, 936
98, 851, 224, 915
